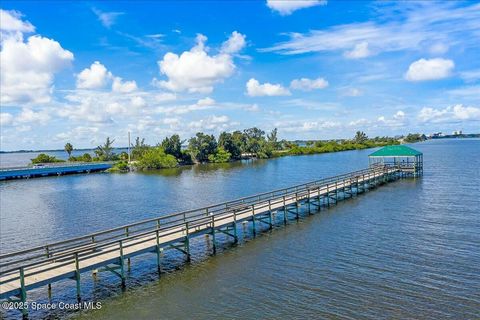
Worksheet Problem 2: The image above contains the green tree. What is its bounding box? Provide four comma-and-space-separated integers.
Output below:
131, 137, 149, 160
136, 147, 178, 169
64, 143, 73, 158
31, 154, 65, 164
161, 134, 183, 159
232, 130, 247, 155
208, 147, 231, 163
95, 137, 116, 161
244, 127, 265, 155
218, 132, 242, 159
81, 153, 92, 162
267, 128, 280, 150
188, 132, 217, 163
354, 131, 368, 144
256, 139, 273, 159
69, 153, 93, 162
404, 133, 426, 143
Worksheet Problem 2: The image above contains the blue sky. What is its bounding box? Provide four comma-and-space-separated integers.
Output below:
0, 1, 479, 151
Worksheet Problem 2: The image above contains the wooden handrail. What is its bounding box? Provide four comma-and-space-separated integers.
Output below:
0, 166, 393, 274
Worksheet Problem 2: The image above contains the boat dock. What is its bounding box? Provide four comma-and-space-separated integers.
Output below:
0, 163, 113, 180
0, 161, 423, 317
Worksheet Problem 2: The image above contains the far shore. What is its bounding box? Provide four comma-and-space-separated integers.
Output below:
1, 134, 478, 154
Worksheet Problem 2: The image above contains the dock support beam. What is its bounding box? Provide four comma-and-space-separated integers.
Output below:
184, 223, 191, 262
307, 191, 312, 214
268, 200, 273, 229
251, 207, 257, 236
155, 230, 162, 274
211, 217, 217, 254
74, 253, 81, 302
295, 195, 299, 220
19, 267, 27, 318
119, 241, 126, 288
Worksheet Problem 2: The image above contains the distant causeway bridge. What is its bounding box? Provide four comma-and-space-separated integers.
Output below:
0, 146, 423, 318
0, 162, 113, 180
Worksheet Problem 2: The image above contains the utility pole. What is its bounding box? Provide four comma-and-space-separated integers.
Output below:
128, 131, 131, 163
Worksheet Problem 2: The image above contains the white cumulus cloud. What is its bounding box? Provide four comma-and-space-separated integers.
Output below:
76, 61, 112, 89
246, 78, 290, 97
0, 10, 73, 105
16, 108, 51, 124
0, 9, 35, 35
188, 115, 233, 131
393, 110, 405, 120
112, 76, 138, 93
405, 58, 454, 81
157, 32, 245, 93
266, 0, 327, 15
221, 31, 246, 54
418, 104, 480, 122
290, 77, 328, 91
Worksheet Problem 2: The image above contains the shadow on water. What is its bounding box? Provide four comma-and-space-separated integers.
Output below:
133, 158, 269, 177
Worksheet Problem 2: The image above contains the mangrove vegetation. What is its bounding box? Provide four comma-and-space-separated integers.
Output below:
31, 128, 425, 171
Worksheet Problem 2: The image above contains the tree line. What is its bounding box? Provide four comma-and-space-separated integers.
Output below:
131, 127, 281, 170
30, 129, 423, 170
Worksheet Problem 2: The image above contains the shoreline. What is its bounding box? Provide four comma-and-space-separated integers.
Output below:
1, 135, 478, 154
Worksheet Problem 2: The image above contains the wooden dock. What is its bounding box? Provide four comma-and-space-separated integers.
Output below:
0, 165, 408, 317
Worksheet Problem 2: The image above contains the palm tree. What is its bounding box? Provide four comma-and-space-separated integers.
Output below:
354, 131, 368, 144
64, 142, 73, 159
95, 137, 115, 161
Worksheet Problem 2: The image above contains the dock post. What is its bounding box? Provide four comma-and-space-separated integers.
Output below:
317, 192, 321, 211
19, 267, 28, 318
295, 200, 300, 220
125, 227, 131, 271
45, 246, 52, 298
295, 194, 299, 220
155, 230, 161, 274
74, 253, 81, 302
335, 182, 338, 204
283, 196, 287, 224
307, 190, 311, 214
233, 214, 238, 243
327, 187, 330, 207
185, 223, 191, 261
268, 200, 273, 229
211, 216, 216, 254
252, 206, 257, 236
119, 241, 126, 288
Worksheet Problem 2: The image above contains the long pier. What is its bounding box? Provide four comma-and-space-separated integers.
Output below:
0, 165, 411, 317
0, 162, 113, 180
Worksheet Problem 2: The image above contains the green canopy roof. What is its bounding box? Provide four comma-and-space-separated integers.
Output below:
369, 145, 422, 157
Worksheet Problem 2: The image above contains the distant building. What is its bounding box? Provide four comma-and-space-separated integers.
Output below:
429, 132, 443, 138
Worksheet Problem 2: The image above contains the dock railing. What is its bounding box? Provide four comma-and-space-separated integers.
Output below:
0, 165, 394, 286
0, 162, 114, 172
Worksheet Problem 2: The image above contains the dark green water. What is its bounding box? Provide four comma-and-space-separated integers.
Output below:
0, 139, 479, 319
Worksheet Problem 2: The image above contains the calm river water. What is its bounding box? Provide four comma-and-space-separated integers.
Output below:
0, 139, 479, 319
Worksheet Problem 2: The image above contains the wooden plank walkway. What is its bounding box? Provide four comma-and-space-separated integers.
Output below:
0, 165, 402, 315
